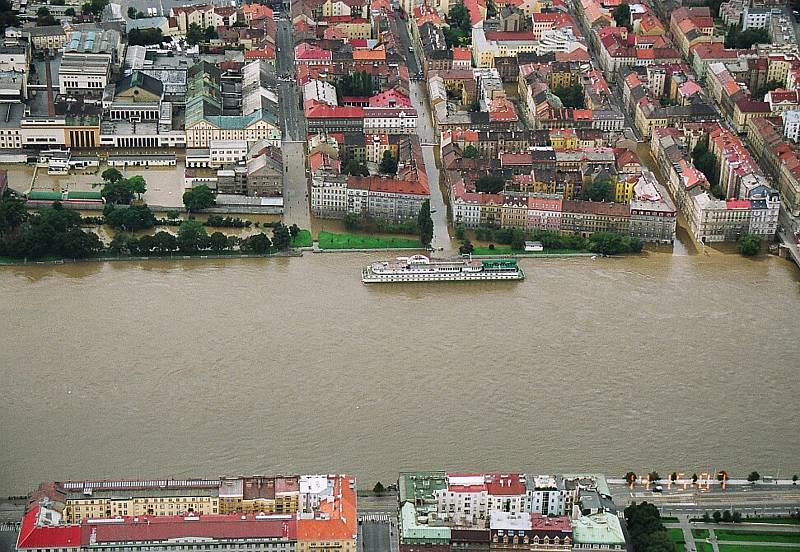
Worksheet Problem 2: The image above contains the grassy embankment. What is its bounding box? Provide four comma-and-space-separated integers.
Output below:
317, 231, 422, 250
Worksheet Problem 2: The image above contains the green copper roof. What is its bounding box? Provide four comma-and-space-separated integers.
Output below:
29, 191, 63, 200
66, 190, 103, 200
400, 502, 451, 543
571, 513, 625, 546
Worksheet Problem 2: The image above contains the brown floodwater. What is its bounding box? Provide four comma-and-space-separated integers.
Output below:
0, 251, 798, 494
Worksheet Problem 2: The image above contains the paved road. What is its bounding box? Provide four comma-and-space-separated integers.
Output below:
275, 13, 311, 228
666, 523, 800, 533
390, 11, 454, 253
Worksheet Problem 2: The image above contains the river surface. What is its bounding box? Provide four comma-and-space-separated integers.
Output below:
1, 251, 799, 495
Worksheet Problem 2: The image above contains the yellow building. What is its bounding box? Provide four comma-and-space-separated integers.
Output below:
65, 493, 219, 522
218, 476, 300, 514
549, 129, 579, 150
615, 176, 635, 203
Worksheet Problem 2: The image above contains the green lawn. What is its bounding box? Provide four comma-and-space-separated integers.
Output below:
696, 542, 715, 552
718, 545, 800, 552
694, 529, 711, 539
663, 517, 680, 523
290, 229, 312, 248
745, 519, 800, 526
669, 529, 687, 543
675, 543, 686, 552
716, 531, 800, 544
317, 231, 422, 250
472, 246, 587, 256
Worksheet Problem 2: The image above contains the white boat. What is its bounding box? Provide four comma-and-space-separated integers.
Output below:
362, 254, 524, 283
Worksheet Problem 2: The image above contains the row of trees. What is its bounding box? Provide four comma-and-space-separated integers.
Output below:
0, 200, 102, 259
466, 226, 642, 255
343, 213, 419, 235
417, 200, 434, 247
186, 23, 218, 46
110, 221, 297, 256
335, 71, 375, 99
128, 28, 167, 46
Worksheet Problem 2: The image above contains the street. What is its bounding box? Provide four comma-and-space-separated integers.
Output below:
390, 11, 454, 253
275, 14, 311, 229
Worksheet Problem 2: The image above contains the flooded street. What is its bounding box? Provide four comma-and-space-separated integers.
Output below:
1, 251, 799, 494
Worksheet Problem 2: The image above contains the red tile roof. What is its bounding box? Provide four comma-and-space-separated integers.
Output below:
17, 507, 82, 550
486, 474, 526, 496
726, 199, 751, 209
531, 513, 572, 533
86, 515, 296, 544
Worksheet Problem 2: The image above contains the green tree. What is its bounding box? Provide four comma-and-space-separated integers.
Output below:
177, 219, 208, 253
102, 167, 123, 183
0, 0, 20, 33
343, 212, 361, 230
459, 238, 474, 255
793, 475, 798, 484
272, 223, 290, 250
60, 227, 102, 258
624, 502, 673, 552
36, 6, 58, 25
105, 204, 157, 231
582, 180, 616, 202
345, 159, 369, 177
127, 6, 137, 18
725, 24, 770, 49
128, 28, 166, 46
209, 231, 228, 253
722, 510, 732, 523
101, 179, 135, 205
373, 482, 386, 495
613, 2, 630, 28
475, 175, 505, 194
166, 209, 180, 220
379, 150, 398, 174
463, 144, 479, 159
204, 25, 218, 41
127, 175, 146, 199
737, 234, 761, 256
417, 199, 434, 247
153, 231, 177, 254
243, 232, 272, 253
289, 224, 300, 238
649, 471, 661, 483
186, 23, 205, 45
692, 474, 699, 484
454, 224, 466, 240
747, 471, 761, 483
670, 472, 678, 483
589, 232, 626, 255
702, 512, 711, 522
0, 195, 28, 233
732, 511, 742, 523
82, 0, 108, 16
713, 511, 722, 523
552, 83, 585, 108
626, 472, 638, 485
183, 185, 215, 212
64, 7, 75, 16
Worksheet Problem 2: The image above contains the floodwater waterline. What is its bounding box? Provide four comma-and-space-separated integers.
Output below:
0, 251, 798, 495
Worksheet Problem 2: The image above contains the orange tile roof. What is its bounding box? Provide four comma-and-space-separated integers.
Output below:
297, 476, 357, 542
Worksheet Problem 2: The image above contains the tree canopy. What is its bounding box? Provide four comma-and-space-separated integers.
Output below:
101, 176, 146, 205
725, 25, 770, 49
582, 180, 616, 202
692, 139, 723, 199
336, 71, 375, 98
105, 204, 157, 231
552, 83, 585, 109
613, 3, 630, 28
444, 0, 472, 46
463, 144, 479, 159
379, 150, 398, 175
271, 222, 291, 250
417, 200, 434, 247
475, 175, 505, 194
183, 185, 215, 212
747, 471, 761, 482
128, 28, 166, 46
738, 234, 761, 256
625, 502, 674, 552
0, 202, 102, 259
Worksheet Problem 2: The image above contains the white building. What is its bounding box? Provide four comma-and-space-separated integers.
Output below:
435, 474, 490, 525
783, 110, 800, 143
741, 5, 771, 30
58, 54, 111, 97
363, 108, 417, 134
525, 475, 574, 516
311, 175, 348, 218
303, 79, 338, 107
99, 121, 186, 148
210, 139, 248, 166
